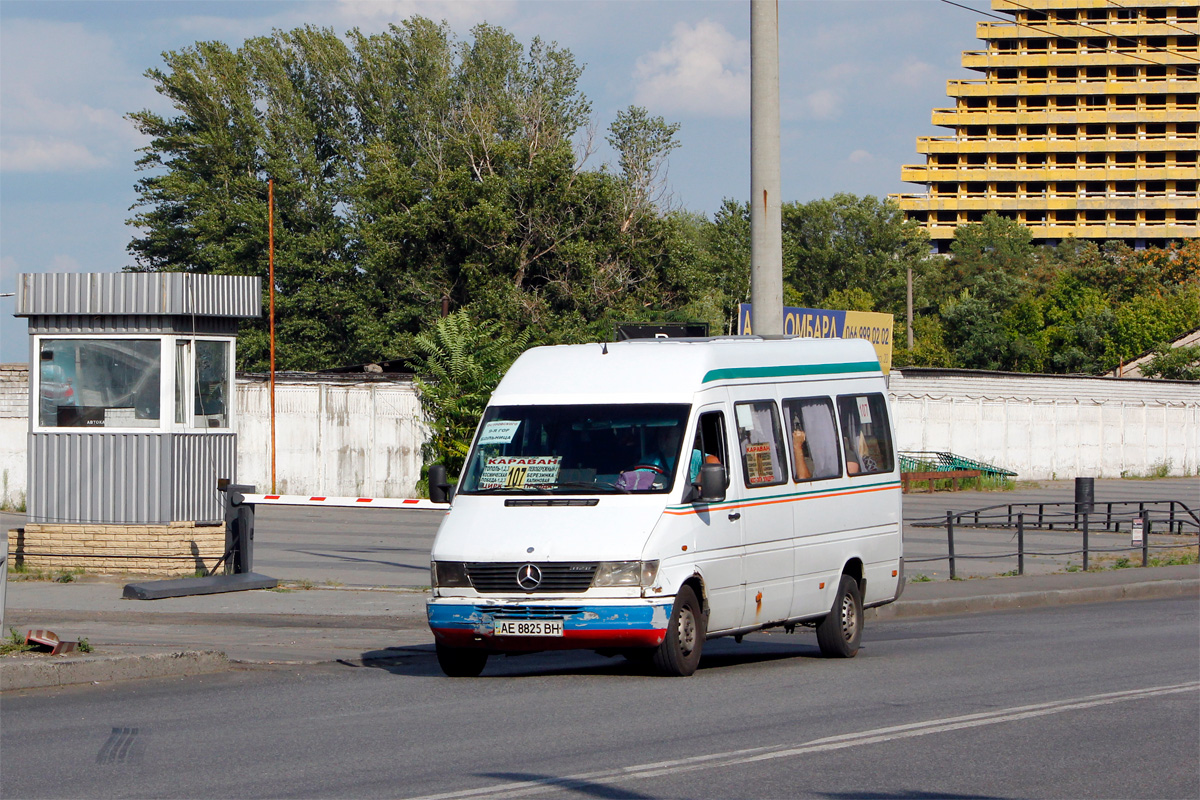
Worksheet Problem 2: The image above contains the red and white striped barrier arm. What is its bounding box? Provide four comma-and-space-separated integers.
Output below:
240, 493, 446, 511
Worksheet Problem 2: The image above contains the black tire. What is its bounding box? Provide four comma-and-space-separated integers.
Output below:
816, 574, 863, 658
653, 585, 706, 676
436, 643, 489, 677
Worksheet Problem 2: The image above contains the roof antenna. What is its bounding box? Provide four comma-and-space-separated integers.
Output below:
601, 342, 608, 355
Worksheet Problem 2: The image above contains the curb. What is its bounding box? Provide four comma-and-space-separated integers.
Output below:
1, 650, 229, 692
870, 577, 1200, 621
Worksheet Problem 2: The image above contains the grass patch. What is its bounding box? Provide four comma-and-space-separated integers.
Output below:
0, 628, 34, 657
77, 638, 93, 653
7, 565, 86, 583
1121, 460, 1174, 480
909, 573, 933, 583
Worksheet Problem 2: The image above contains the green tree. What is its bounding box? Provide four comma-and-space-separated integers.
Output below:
411, 308, 529, 477
1141, 344, 1200, 381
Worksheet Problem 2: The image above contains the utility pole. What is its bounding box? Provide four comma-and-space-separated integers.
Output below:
750, 0, 783, 336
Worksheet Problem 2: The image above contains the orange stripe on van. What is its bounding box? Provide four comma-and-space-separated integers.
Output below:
662, 482, 899, 516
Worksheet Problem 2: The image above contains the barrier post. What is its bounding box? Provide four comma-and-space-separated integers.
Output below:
1082, 512, 1090, 571
947, 511, 957, 580
1142, 511, 1150, 567
1017, 513, 1025, 576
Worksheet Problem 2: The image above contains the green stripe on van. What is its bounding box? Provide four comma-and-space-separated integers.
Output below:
702, 361, 880, 383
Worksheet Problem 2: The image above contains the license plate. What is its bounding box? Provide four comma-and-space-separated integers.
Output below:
494, 618, 564, 637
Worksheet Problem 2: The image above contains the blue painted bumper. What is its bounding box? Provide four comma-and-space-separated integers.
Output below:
427, 600, 672, 649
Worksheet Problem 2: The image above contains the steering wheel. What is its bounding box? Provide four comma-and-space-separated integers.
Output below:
630, 463, 667, 475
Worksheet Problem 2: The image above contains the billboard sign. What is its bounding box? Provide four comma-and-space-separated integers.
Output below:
737, 303, 894, 374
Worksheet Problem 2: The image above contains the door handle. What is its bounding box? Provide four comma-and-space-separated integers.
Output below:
728, 512, 741, 521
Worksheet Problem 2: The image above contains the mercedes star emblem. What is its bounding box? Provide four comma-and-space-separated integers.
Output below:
517, 563, 542, 591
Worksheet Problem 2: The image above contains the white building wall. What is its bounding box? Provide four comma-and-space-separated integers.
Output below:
888, 370, 1199, 480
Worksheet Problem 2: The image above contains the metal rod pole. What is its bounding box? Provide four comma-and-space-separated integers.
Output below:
1017, 512, 1025, 576
947, 511, 957, 580
268, 178, 277, 495
1082, 512, 1089, 572
906, 266, 914, 350
1141, 510, 1149, 567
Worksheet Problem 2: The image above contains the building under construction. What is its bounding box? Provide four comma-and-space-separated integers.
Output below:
894, 0, 1199, 251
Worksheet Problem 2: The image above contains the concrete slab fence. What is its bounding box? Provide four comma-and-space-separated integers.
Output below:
2, 365, 1195, 506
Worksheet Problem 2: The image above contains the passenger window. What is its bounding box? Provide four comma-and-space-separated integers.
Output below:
836, 394, 894, 476
733, 401, 788, 487
782, 397, 842, 481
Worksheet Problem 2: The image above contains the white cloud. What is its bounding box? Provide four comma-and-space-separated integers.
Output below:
48, 255, 84, 272
633, 19, 749, 117
0, 139, 108, 173
847, 149, 874, 164
890, 59, 937, 90
0, 19, 151, 174
803, 88, 842, 120
333, 0, 512, 30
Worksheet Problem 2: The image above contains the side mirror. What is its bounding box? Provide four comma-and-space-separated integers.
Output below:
428, 464, 454, 504
695, 462, 727, 504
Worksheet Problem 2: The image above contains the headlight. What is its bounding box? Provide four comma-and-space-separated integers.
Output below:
431, 561, 471, 588
592, 560, 659, 587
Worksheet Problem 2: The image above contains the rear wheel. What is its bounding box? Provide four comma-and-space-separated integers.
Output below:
436, 643, 489, 677
653, 585, 706, 676
816, 574, 863, 658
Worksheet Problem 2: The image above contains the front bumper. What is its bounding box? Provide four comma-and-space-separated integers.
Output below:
427, 598, 673, 651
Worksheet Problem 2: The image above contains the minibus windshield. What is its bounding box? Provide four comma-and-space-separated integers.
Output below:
460, 404, 692, 494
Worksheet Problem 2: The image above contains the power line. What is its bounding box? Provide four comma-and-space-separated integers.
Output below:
939, 0, 1200, 65
1000, 0, 1200, 63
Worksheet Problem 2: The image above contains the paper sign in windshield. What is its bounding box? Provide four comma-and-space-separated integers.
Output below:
478, 420, 521, 445
856, 397, 873, 425
744, 442, 776, 485
479, 456, 562, 489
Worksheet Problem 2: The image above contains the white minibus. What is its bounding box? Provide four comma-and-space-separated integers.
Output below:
426, 336, 904, 676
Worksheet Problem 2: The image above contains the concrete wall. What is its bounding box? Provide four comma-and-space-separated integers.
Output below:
3, 364, 1196, 505
235, 375, 428, 497
889, 369, 1199, 480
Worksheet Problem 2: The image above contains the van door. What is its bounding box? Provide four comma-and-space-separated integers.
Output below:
686, 402, 744, 633
729, 394, 795, 628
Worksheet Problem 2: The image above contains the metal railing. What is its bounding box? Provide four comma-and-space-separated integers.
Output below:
907, 500, 1199, 579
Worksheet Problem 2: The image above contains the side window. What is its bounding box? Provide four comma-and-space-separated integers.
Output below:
782, 397, 842, 481
734, 401, 788, 488
836, 393, 895, 476
685, 411, 729, 487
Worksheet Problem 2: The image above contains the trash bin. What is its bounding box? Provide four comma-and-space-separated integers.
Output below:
1075, 477, 1095, 515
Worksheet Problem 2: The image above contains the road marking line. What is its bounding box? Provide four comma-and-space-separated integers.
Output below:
402, 681, 1200, 800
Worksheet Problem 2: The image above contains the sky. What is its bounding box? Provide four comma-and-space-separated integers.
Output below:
0, 0, 990, 363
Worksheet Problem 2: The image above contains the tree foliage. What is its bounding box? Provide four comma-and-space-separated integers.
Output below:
128, 20, 688, 370
411, 309, 529, 476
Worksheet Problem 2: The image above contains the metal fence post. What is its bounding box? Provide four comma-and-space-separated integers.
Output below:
1082, 512, 1089, 572
1142, 511, 1150, 567
1017, 512, 1025, 576
947, 511, 957, 580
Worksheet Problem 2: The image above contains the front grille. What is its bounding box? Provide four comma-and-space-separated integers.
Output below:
465, 562, 597, 594
487, 605, 584, 618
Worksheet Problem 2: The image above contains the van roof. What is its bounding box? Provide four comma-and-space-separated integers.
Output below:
492, 336, 882, 404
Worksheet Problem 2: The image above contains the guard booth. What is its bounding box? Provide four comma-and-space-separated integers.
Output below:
12, 272, 260, 576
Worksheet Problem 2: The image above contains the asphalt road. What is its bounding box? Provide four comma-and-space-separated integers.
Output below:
3, 596, 1197, 799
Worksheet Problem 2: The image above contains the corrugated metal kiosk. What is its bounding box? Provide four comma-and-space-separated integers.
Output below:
13, 272, 260, 576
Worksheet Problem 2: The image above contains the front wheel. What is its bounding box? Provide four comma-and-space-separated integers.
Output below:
653, 585, 706, 676
816, 574, 863, 658
436, 643, 489, 677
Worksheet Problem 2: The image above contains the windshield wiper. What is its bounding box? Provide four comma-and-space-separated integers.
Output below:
532, 480, 630, 494
468, 485, 551, 495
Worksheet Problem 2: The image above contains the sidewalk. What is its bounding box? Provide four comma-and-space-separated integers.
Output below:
3, 564, 1196, 690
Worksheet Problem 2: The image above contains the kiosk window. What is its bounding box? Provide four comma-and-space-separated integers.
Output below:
734, 401, 787, 487
38, 339, 161, 428
782, 397, 842, 481
836, 394, 894, 476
